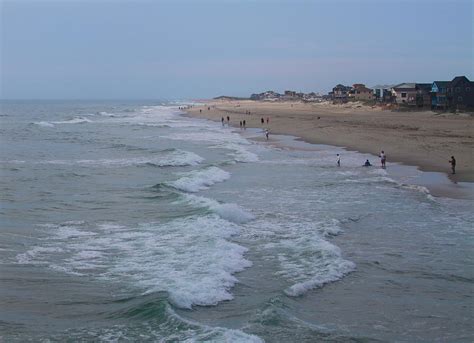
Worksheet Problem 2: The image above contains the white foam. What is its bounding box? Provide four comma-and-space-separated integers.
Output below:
317, 219, 343, 237
167, 166, 230, 192
163, 129, 251, 145
53, 304, 263, 342
52, 117, 92, 124
34, 121, 55, 127
16, 247, 64, 264
216, 143, 259, 163
285, 258, 355, 296
255, 218, 355, 297
73, 250, 103, 260
16, 217, 251, 309
179, 194, 255, 224
105, 105, 182, 126
35, 150, 204, 168
280, 236, 356, 296
156, 150, 204, 167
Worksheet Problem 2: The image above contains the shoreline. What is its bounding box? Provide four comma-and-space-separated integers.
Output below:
183, 100, 474, 200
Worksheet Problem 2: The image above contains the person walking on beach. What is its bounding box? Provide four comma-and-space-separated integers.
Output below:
266, 117, 269, 124
239, 121, 242, 129
221, 117, 224, 127
336, 154, 340, 167
449, 156, 456, 174
227, 116, 230, 125
261, 117, 264, 125
379, 150, 386, 168
265, 129, 269, 140
243, 120, 246, 130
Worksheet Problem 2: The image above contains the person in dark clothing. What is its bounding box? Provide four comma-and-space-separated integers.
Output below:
363, 159, 372, 167
449, 156, 456, 174
379, 150, 386, 168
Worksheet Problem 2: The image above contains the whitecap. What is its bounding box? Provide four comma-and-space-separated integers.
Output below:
34, 121, 55, 128
52, 117, 92, 124
167, 166, 230, 192
16, 217, 252, 309
178, 194, 255, 224
16, 247, 64, 264
36, 150, 204, 168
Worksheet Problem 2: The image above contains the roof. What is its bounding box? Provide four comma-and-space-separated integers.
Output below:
371, 84, 395, 89
393, 83, 416, 89
432, 81, 450, 88
451, 76, 470, 87
415, 83, 432, 91
333, 84, 351, 90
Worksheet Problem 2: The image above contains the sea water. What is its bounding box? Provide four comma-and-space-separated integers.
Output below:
0, 100, 472, 342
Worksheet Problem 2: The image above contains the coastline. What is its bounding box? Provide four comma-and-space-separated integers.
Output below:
183, 100, 474, 199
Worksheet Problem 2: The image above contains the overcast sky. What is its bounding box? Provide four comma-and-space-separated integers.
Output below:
1, 0, 473, 99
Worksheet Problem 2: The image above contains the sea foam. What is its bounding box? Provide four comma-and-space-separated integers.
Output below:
167, 166, 230, 192
52, 117, 92, 124
178, 194, 255, 224
16, 217, 252, 309
34, 150, 204, 168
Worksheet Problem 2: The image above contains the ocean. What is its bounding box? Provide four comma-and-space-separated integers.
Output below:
0, 100, 472, 342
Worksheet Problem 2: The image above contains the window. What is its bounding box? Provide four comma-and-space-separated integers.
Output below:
458, 96, 463, 102
467, 87, 471, 92
401, 92, 407, 98
456, 87, 461, 92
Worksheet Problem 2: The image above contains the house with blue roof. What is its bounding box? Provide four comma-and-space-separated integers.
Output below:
431, 81, 450, 109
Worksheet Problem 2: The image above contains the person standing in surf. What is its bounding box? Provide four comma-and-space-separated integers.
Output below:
449, 156, 456, 174
336, 154, 341, 167
380, 150, 386, 168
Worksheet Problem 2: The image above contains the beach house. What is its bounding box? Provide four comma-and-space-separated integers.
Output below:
371, 85, 394, 103
415, 83, 432, 108
349, 84, 374, 101
431, 81, 450, 109
446, 76, 474, 110
391, 83, 417, 105
332, 84, 351, 103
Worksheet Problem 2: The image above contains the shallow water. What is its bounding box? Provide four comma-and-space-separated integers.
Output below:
0, 100, 473, 342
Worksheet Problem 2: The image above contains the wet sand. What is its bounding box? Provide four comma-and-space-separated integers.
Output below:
185, 100, 474, 184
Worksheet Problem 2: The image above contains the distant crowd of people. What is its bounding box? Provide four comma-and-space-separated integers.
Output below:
218, 113, 271, 140
200, 105, 458, 176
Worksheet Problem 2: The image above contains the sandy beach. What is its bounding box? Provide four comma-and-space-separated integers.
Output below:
186, 100, 474, 183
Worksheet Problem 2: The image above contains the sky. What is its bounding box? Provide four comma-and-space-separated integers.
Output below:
1, 0, 473, 99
